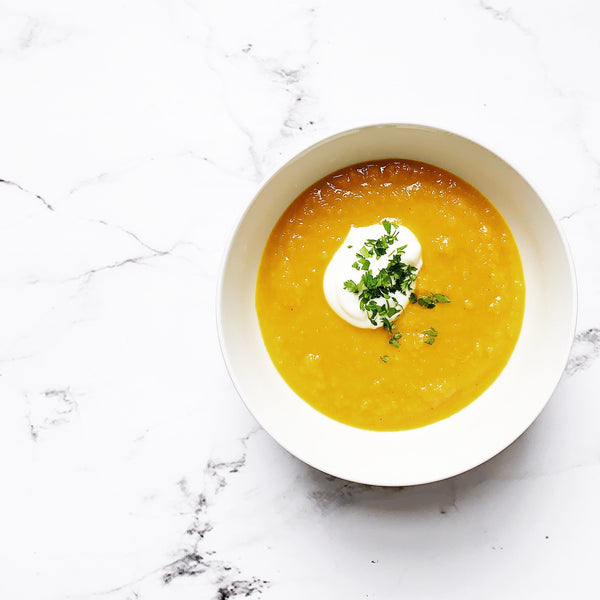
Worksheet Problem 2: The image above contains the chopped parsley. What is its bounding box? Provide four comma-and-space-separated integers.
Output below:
388, 332, 402, 348
410, 292, 451, 309
423, 328, 438, 345
343, 220, 418, 332
342, 220, 450, 355
433, 294, 451, 303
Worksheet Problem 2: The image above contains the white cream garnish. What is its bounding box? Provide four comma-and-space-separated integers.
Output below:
323, 221, 422, 329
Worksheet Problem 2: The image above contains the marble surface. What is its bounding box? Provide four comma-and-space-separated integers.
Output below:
1, 1, 598, 598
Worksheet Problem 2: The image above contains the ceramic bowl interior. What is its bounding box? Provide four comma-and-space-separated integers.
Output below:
217, 124, 576, 486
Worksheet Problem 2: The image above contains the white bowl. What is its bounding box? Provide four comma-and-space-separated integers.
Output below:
217, 124, 577, 486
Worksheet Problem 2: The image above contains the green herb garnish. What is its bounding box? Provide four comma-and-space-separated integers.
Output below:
423, 328, 438, 345
388, 332, 402, 348
418, 296, 436, 309
411, 292, 451, 309
343, 221, 450, 351
380, 354, 390, 363
343, 220, 418, 329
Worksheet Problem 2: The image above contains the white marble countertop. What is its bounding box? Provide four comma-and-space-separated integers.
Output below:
1, 1, 598, 598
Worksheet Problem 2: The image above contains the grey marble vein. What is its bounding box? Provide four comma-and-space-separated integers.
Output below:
59, 249, 173, 285
92, 219, 166, 254
560, 204, 598, 221
27, 387, 78, 441
1, 170, 171, 263
198, 5, 318, 181
81, 430, 268, 600
479, 0, 600, 201
49, 239, 208, 286
242, 11, 318, 140
0, 177, 54, 211
566, 328, 600, 375
0, 12, 71, 54
479, 0, 531, 36
161, 430, 268, 597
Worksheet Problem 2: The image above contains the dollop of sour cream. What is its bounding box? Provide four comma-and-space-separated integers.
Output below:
323, 221, 423, 329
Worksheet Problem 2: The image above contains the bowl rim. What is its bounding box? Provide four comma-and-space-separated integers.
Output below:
216, 122, 578, 486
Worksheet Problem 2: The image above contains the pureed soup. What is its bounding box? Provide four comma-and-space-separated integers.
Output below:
255, 159, 525, 431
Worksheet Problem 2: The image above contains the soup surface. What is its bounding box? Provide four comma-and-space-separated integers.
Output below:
255, 159, 525, 431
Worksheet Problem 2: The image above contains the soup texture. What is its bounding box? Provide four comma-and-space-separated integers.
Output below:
255, 160, 525, 431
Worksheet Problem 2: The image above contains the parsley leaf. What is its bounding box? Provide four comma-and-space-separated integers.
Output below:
380, 354, 390, 363
417, 295, 436, 309
423, 327, 438, 345
413, 292, 451, 309
343, 222, 418, 331
343, 280, 358, 293
388, 332, 402, 348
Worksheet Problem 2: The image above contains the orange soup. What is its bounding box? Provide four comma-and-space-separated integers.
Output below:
256, 160, 525, 431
